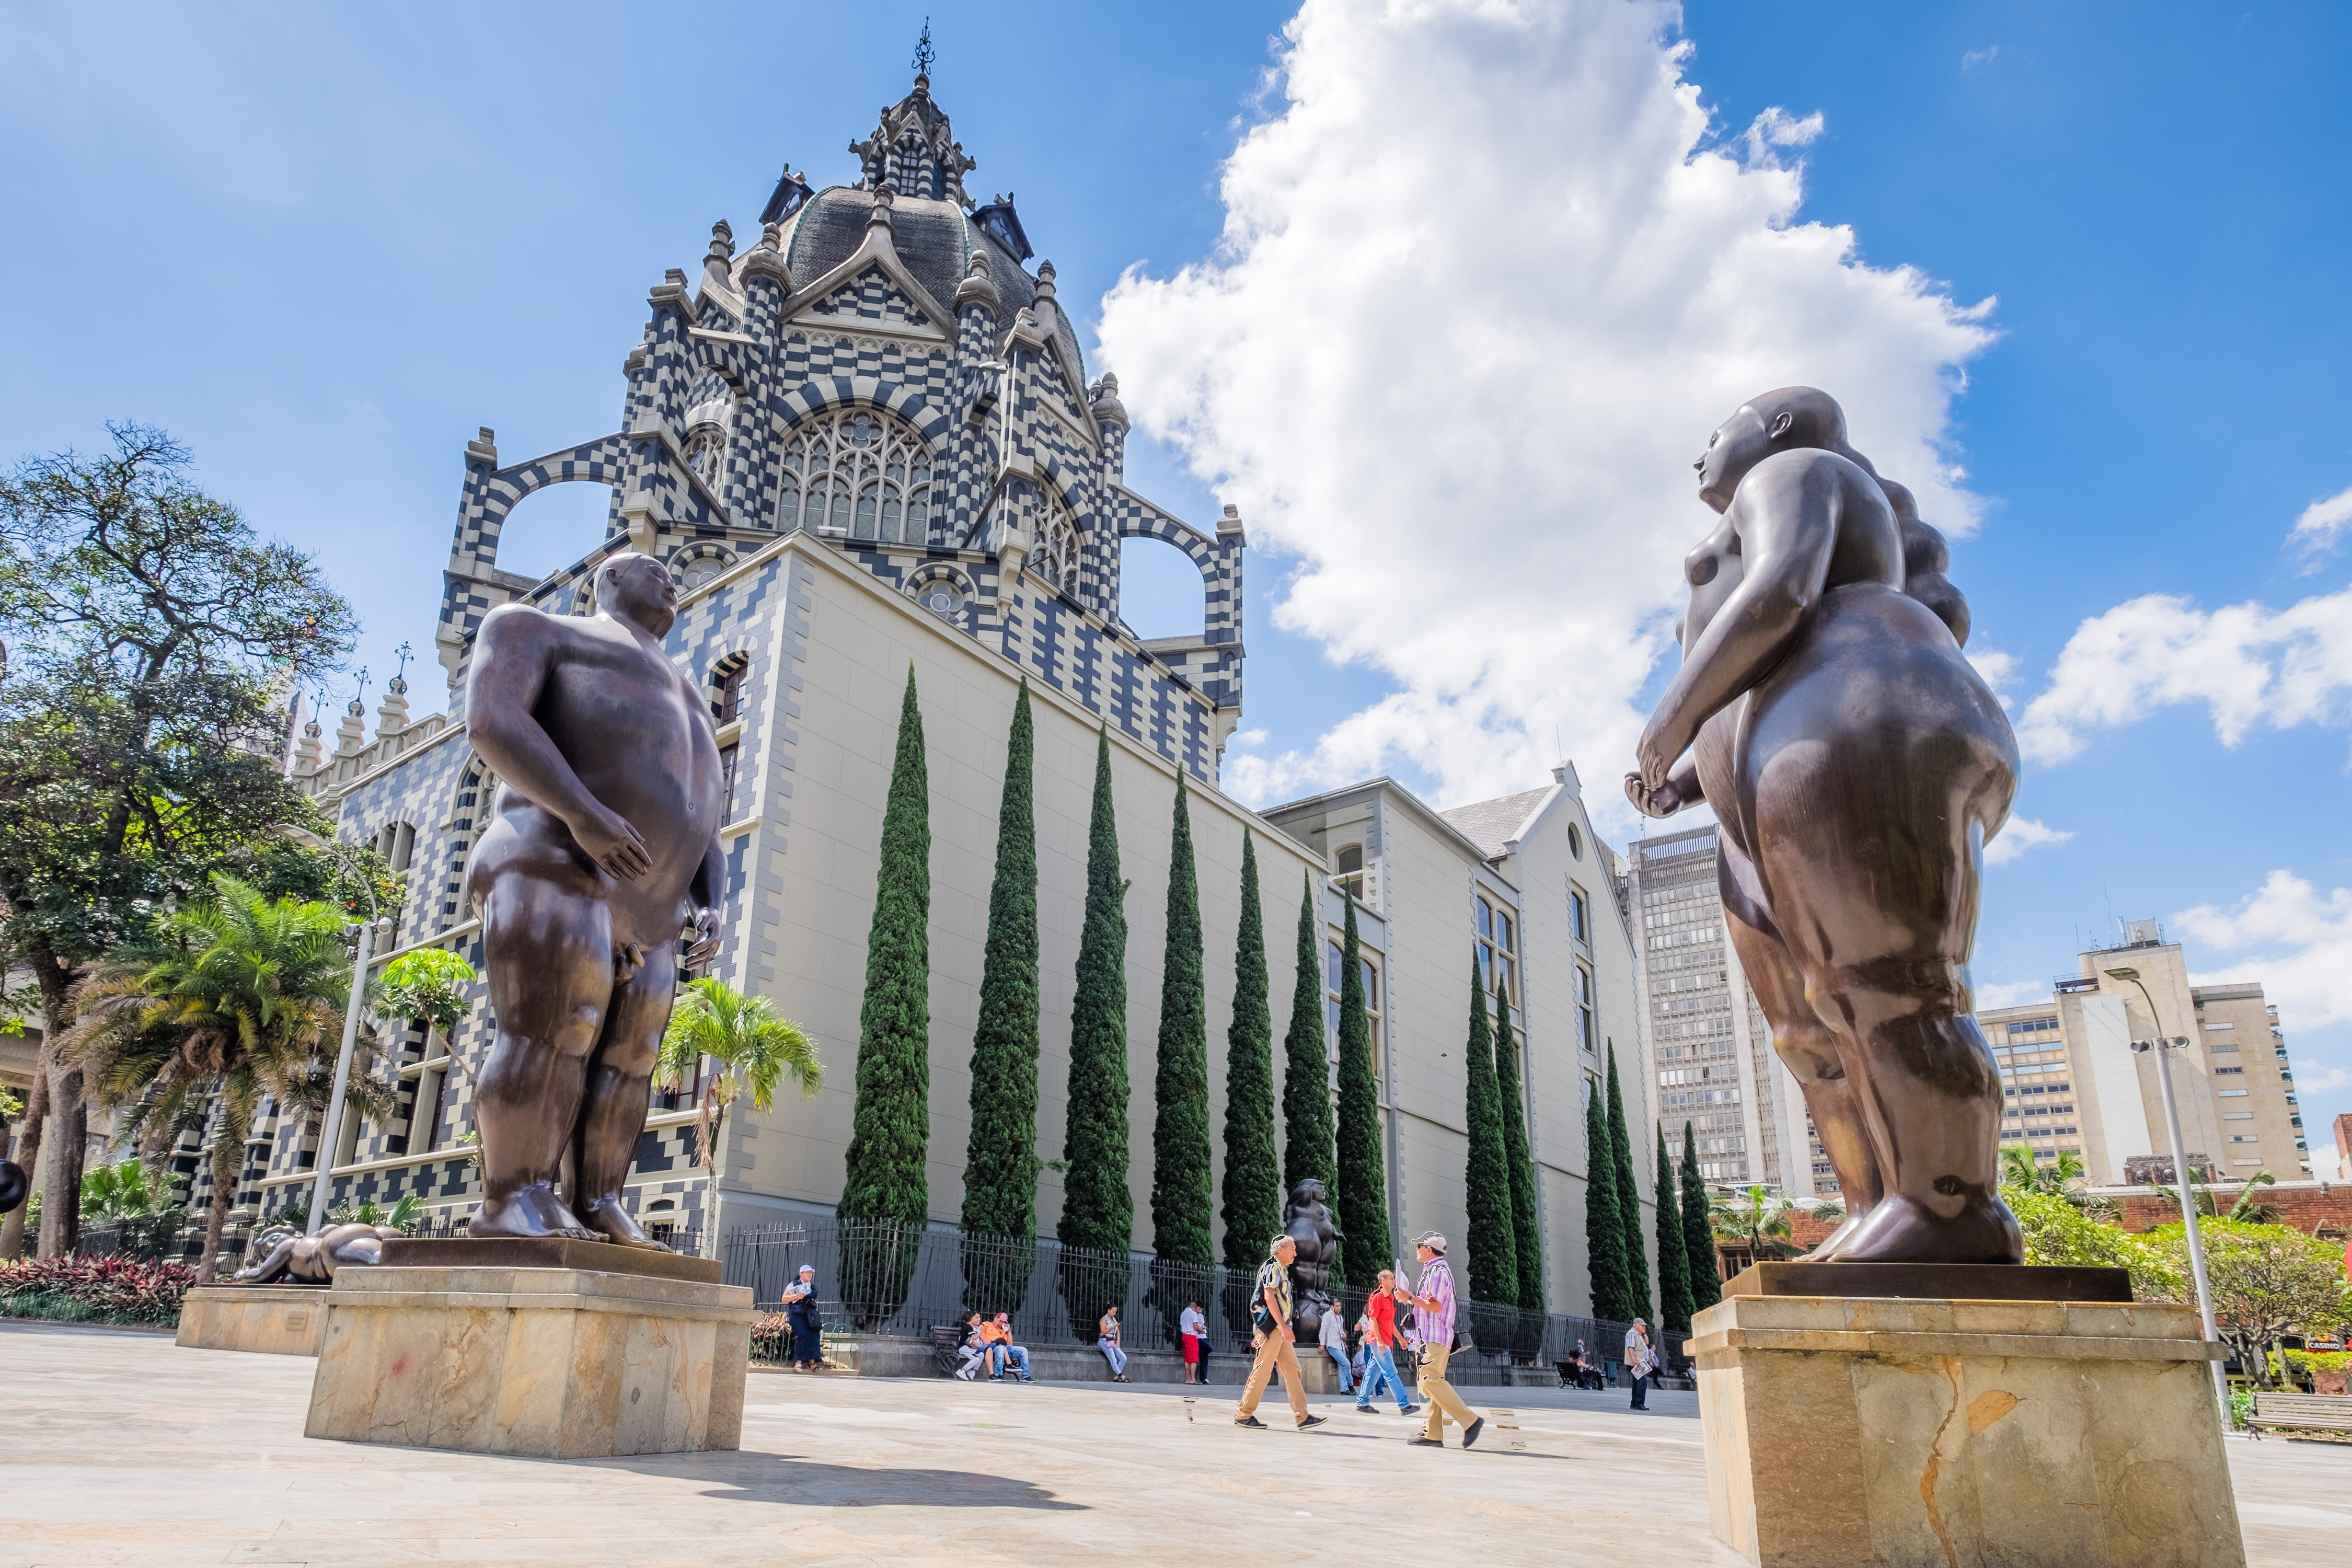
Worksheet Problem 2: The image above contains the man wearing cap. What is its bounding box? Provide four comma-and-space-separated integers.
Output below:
1235, 1235, 1328, 1431
1400, 1233, 1484, 1448
981, 1313, 1035, 1382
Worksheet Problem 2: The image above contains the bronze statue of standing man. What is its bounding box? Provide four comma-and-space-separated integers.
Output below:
1628, 388, 2022, 1265
462, 552, 725, 1247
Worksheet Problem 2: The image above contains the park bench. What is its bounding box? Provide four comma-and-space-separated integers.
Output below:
931, 1322, 966, 1376
2244, 1391, 2352, 1439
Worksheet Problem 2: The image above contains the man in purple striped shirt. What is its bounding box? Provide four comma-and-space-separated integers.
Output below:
1399, 1232, 1485, 1448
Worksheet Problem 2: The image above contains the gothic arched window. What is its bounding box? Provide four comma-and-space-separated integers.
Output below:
682, 426, 725, 491
1035, 489, 1080, 594
775, 406, 935, 544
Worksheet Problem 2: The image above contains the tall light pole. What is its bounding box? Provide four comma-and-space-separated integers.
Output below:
282, 826, 390, 1238
2105, 966, 2228, 1413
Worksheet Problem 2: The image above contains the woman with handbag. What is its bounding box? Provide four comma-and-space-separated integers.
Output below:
1399, 1233, 1485, 1449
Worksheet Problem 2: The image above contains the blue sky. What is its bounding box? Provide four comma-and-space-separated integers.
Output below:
4, 1, 2346, 1169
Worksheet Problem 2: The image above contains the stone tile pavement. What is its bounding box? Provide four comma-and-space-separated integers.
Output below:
2, 1323, 2341, 1566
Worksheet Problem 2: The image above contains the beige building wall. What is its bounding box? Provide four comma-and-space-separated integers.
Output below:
1265, 765, 1649, 1321
711, 541, 1321, 1252
1979, 920, 2309, 1183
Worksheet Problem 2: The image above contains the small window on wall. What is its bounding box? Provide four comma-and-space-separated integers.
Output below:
1569, 884, 1590, 944
1335, 844, 1365, 902
710, 653, 750, 724
1575, 966, 1596, 1054
1325, 935, 1386, 1083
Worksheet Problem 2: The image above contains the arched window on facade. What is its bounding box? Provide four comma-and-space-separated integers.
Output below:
1034, 488, 1080, 594
775, 406, 935, 544
681, 424, 725, 492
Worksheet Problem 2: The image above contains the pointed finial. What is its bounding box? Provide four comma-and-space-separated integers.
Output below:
912, 18, 935, 79
392, 641, 413, 682
708, 219, 735, 261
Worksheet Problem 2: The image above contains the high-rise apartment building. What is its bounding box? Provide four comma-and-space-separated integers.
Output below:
1978, 919, 2310, 1182
1623, 826, 1826, 1197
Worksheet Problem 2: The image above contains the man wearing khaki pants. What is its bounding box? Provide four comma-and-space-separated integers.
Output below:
1236, 1236, 1329, 1431
1401, 1233, 1484, 1449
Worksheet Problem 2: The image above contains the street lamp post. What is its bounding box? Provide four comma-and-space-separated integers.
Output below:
280, 826, 389, 1238
2104, 966, 2229, 1414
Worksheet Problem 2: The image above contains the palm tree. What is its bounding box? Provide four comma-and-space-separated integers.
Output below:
654, 978, 823, 1255
62, 873, 393, 1278
1708, 1185, 1843, 1266
1999, 1143, 2089, 1201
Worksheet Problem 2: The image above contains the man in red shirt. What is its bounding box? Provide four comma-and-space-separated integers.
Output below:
1353, 1267, 1419, 1415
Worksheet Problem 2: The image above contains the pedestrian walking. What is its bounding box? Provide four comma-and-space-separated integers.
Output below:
1179, 1299, 1207, 1385
1316, 1297, 1355, 1394
1399, 1233, 1483, 1449
1627, 1318, 1658, 1411
781, 1263, 824, 1372
1098, 1305, 1129, 1381
1352, 1268, 1417, 1415
1235, 1236, 1327, 1431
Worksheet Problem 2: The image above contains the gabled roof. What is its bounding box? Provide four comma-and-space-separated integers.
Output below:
1438, 786, 1552, 859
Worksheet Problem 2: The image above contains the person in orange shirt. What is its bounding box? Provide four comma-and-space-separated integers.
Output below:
979, 1312, 1035, 1382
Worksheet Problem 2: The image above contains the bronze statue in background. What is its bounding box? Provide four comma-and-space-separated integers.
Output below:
1282, 1178, 1342, 1334
463, 552, 725, 1248
1627, 388, 2022, 1265
233, 1222, 403, 1284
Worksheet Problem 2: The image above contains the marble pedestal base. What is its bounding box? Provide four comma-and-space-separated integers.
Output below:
176, 1285, 328, 1356
304, 1260, 757, 1459
1693, 1294, 2242, 1568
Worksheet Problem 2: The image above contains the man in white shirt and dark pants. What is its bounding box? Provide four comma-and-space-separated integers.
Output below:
1625, 1318, 1658, 1411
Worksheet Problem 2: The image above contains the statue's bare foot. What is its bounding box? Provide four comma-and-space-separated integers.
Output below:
577, 1194, 671, 1251
1828, 1191, 2022, 1265
1800, 1209, 1869, 1261
468, 1182, 599, 1241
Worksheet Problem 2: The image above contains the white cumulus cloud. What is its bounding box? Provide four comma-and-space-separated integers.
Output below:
2013, 584, 2352, 765
1096, 0, 1994, 816
2176, 869, 2352, 1031
1983, 814, 2071, 866
1973, 978, 2051, 1011
2291, 482, 2352, 568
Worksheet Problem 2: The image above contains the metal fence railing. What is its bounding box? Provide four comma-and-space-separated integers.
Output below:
722, 1218, 1690, 1384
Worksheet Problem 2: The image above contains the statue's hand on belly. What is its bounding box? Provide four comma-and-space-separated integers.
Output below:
569, 800, 652, 881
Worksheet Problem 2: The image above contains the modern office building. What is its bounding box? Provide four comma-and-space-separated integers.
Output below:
1978, 919, 2310, 1182
1622, 826, 1826, 1198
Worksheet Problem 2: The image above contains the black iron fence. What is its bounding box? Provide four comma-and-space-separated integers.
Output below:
723, 1218, 1690, 1386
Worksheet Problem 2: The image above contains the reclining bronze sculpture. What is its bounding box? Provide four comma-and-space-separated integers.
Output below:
1628, 387, 2022, 1265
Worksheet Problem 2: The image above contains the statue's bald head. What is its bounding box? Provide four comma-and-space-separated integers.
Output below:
1742, 386, 1856, 462
593, 551, 677, 635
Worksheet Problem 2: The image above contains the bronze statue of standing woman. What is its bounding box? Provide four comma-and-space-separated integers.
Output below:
1628, 387, 2023, 1265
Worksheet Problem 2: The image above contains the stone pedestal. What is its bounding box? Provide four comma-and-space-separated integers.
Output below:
304, 1239, 756, 1459
176, 1285, 329, 1356
1693, 1288, 2242, 1567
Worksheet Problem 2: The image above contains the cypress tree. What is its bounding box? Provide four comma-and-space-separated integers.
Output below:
961, 681, 1038, 1242
1584, 1083, 1631, 1321
839, 663, 931, 1231
1219, 831, 1282, 1271
1681, 1122, 1723, 1312
1278, 872, 1334, 1198
1058, 725, 1131, 1255
1148, 770, 1213, 1265
1606, 1042, 1653, 1322
1462, 959, 1518, 1305
1332, 897, 1389, 1287
1490, 989, 1544, 1312
1655, 1125, 1695, 1334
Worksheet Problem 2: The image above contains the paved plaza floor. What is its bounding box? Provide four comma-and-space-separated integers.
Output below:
3, 1322, 2343, 1566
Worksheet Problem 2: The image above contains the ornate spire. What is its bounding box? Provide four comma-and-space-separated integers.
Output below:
848, 65, 976, 205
